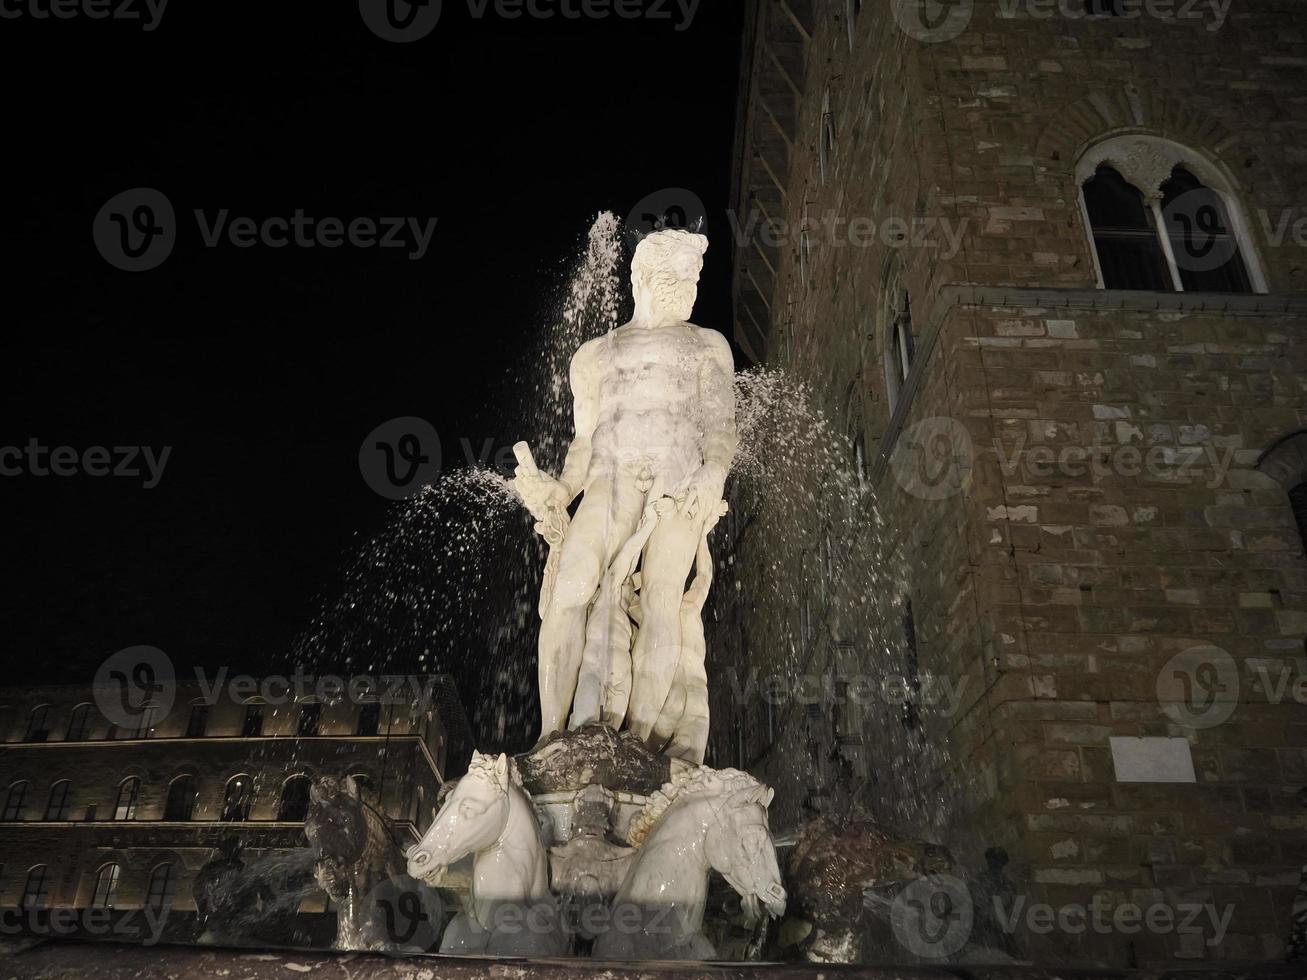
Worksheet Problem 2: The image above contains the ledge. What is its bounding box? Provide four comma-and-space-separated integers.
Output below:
0, 940, 1301, 980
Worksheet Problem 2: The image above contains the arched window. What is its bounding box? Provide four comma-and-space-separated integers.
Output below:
146, 863, 177, 912
44, 780, 72, 821
1078, 135, 1263, 294
1082, 166, 1171, 290
241, 700, 265, 737
278, 775, 312, 822
1291, 483, 1307, 557
1160, 167, 1253, 293
349, 772, 374, 802
113, 777, 140, 821
134, 702, 160, 739
297, 702, 322, 736
357, 702, 381, 737
221, 775, 253, 822
186, 701, 209, 738
66, 703, 93, 741
91, 863, 120, 909
3, 781, 29, 821
24, 705, 51, 742
21, 866, 49, 908
880, 263, 914, 410
164, 775, 196, 821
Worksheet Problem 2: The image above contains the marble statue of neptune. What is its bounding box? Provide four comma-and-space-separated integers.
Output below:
514, 229, 736, 760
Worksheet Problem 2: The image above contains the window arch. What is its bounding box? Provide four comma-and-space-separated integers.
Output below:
134, 701, 160, 739
164, 774, 197, 821
221, 774, 253, 822
1077, 135, 1265, 294
880, 261, 914, 410
113, 777, 140, 821
186, 699, 210, 738
297, 701, 322, 736
21, 866, 49, 908
357, 701, 382, 737
24, 705, 51, 742
91, 863, 120, 909
241, 699, 265, 737
146, 862, 178, 912
1256, 431, 1307, 558
3, 781, 29, 821
348, 772, 374, 802
44, 780, 72, 821
66, 703, 94, 741
278, 775, 312, 822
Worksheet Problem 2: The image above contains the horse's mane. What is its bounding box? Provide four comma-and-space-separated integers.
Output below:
464, 752, 525, 791
626, 766, 761, 847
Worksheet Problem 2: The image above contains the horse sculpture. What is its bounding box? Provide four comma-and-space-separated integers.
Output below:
406, 751, 567, 957
305, 775, 413, 951
592, 766, 787, 960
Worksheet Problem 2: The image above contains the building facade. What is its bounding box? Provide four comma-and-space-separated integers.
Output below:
0, 674, 468, 931
721, 0, 1307, 966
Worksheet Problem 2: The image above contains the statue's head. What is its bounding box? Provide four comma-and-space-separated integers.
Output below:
305, 775, 367, 866
630, 228, 709, 325
405, 751, 514, 885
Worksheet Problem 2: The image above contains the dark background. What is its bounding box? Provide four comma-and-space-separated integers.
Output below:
1, 0, 745, 717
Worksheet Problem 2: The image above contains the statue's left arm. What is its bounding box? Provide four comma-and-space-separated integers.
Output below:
687, 330, 737, 514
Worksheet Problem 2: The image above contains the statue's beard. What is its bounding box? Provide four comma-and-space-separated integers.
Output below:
642, 272, 698, 322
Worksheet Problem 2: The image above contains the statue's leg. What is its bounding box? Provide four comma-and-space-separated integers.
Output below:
573, 488, 656, 729
666, 647, 709, 764
538, 477, 642, 740
625, 510, 702, 744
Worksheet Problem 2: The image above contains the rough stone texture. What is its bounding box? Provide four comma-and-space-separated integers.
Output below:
722, 0, 1307, 969
514, 724, 672, 797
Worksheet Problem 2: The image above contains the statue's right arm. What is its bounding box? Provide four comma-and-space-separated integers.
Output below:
557, 342, 598, 503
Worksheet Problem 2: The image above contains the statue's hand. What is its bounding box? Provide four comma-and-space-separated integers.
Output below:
513, 468, 570, 524
680, 461, 728, 521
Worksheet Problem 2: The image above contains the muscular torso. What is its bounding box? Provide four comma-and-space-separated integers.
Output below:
576, 322, 721, 480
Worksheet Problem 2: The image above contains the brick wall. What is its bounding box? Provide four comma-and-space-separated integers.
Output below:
724, 0, 1307, 966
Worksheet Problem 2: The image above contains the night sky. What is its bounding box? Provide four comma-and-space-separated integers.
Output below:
1, 1, 745, 698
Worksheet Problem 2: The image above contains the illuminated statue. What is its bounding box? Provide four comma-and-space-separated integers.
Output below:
514, 229, 736, 760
